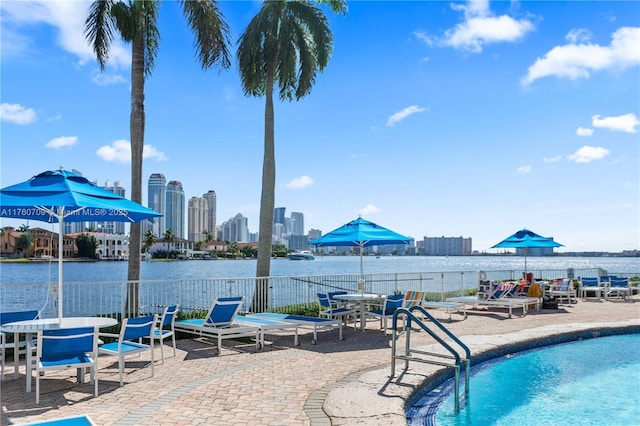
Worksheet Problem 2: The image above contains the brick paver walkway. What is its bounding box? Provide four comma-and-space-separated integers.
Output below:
1, 296, 638, 425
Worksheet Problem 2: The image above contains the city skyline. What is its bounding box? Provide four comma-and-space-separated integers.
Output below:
1, 1, 638, 253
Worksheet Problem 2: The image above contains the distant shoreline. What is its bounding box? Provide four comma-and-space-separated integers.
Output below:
1, 251, 637, 263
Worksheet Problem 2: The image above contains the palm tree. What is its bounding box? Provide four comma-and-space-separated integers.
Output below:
163, 228, 175, 259
85, 0, 231, 314
237, 0, 346, 311
143, 229, 156, 257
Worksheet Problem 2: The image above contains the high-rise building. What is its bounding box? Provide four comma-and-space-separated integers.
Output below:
290, 212, 304, 236
203, 190, 217, 239
166, 181, 185, 239
100, 180, 126, 234
418, 236, 472, 256
218, 213, 249, 243
147, 173, 166, 236
188, 197, 208, 242
273, 207, 286, 227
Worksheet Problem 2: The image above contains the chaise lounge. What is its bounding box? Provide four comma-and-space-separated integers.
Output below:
174, 297, 261, 352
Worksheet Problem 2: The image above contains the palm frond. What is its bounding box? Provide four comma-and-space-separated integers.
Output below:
84, 0, 117, 71
181, 0, 232, 71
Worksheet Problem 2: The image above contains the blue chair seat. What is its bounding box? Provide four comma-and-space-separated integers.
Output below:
99, 340, 149, 354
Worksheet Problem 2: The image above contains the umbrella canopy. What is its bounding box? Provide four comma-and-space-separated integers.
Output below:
491, 228, 563, 274
310, 217, 411, 289
0, 169, 162, 321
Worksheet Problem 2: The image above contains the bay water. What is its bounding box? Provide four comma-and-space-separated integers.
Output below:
1, 255, 638, 285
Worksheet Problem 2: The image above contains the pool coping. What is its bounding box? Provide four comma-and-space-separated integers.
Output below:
318, 319, 640, 425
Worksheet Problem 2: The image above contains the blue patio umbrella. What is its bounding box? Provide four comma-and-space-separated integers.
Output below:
310, 217, 411, 290
0, 168, 161, 321
491, 228, 563, 274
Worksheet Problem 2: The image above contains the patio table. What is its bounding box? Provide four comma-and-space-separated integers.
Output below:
333, 293, 386, 332
0, 316, 117, 392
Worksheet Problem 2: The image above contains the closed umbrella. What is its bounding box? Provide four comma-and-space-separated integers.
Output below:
310, 217, 411, 291
0, 168, 161, 321
491, 228, 563, 275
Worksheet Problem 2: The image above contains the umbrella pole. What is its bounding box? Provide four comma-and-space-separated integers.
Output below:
524, 247, 528, 278
359, 243, 365, 294
58, 210, 64, 322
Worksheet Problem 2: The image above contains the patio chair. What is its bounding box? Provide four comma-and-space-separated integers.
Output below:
487, 282, 516, 299
98, 314, 157, 386
152, 305, 179, 362
548, 279, 577, 305
579, 277, 605, 300
317, 293, 355, 328
328, 291, 349, 309
403, 291, 426, 309
367, 294, 405, 334
35, 326, 98, 404
607, 278, 631, 301
1, 310, 39, 379
174, 297, 261, 353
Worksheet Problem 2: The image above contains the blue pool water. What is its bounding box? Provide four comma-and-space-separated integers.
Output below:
407, 333, 640, 425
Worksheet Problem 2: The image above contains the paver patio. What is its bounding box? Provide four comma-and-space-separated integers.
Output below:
2, 296, 638, 425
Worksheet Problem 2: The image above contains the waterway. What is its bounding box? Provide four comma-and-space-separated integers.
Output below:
1, 255, 637, 284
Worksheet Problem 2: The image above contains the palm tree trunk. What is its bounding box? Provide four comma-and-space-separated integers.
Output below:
125, 12, 146, 317
253, 70, 276, 313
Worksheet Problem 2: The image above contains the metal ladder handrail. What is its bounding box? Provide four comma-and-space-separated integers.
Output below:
390, 306, 471, 412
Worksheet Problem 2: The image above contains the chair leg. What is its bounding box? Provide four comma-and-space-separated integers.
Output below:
172, 334, 176, 357
119, 356, 124, 387
159, 337, 165, 362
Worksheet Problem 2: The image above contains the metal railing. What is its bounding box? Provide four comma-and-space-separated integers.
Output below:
1, 267, 634, 319
391, 306, 470, 413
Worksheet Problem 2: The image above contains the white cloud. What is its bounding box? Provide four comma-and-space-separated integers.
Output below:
543, 155, 562, 163
517, 165, 532, 174
522, 27, 640, 86
576, 127, 594, 137
566, 28, 592, 44
91, 71, 127, 87
567, 146, 610, 163
0, 1, 130, 68
438, 1, 534, 53
0, 103, 37, 124
45, 136, 78, 149
284, 176, 314, 190
359, 204, 380, 216
96, 140, 167, 163
592, 113, 639, 133
387, 105, 427, 126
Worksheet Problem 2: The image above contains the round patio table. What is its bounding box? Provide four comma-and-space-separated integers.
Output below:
0, 316, 117, 392
333, 293, 386, 332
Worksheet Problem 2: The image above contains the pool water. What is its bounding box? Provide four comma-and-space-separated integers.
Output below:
407, 333, 640, 425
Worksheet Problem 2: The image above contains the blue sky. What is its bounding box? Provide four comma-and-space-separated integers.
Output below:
1, 0, 638, 253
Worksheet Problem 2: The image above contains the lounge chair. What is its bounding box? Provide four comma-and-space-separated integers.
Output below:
244, 313, 344, 344
98, 315, 157, 386
174, 297, 261, 352
548, 279, 577, 305
35, 326, 98, 404
403, 290, 426, 309
579, 277, 605, 300
235, 315, 300, 346
607, 278, 631, 301
1, 310, 39, 379
368, 294, 405, 333
152, 305, 179, 362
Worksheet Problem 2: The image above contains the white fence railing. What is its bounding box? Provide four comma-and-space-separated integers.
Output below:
2, 267, 636, 319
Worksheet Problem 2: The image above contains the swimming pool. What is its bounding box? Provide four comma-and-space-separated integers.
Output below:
406, 333, 640, 425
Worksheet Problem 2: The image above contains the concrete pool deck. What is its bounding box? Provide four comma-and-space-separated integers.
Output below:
2, 295, 639, 425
